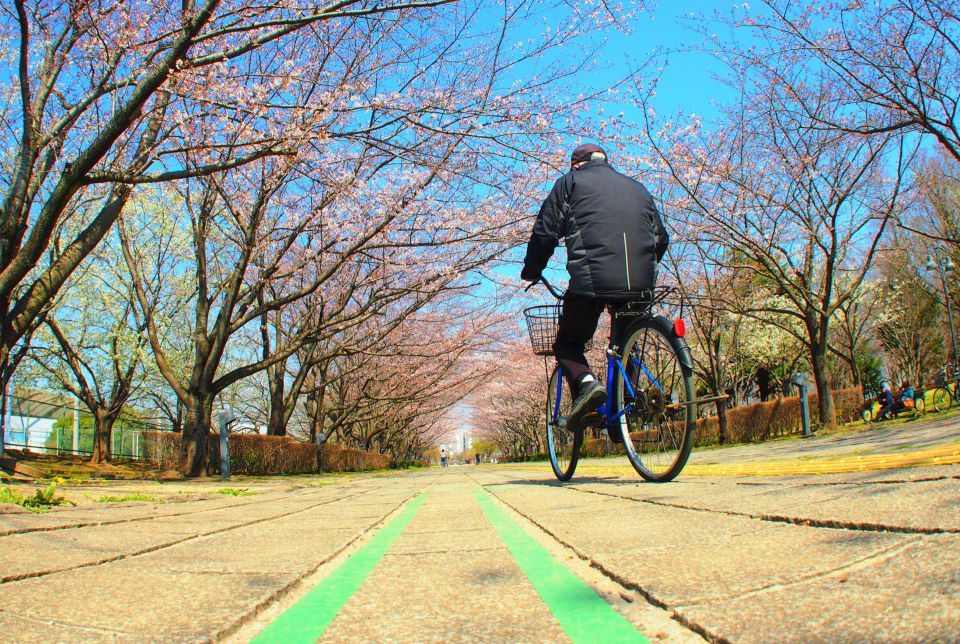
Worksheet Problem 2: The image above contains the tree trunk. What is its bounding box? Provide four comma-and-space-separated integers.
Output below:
266, 364, 286, 436
267, 391, 286, 436
0, 344, 9, 459
756, 368, 772, 402
179, 393, 215, 476
90, 410, 117, 464
811, 345, 837, 429
715, 399, 729, 444
304, 398, 321, 471
849, 358, 861, 388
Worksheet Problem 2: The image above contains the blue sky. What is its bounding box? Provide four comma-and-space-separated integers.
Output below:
494, 3, 757, 287
581, 2, 752, 129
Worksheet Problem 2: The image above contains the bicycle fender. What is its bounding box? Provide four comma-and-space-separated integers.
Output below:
652, 314, 695, 371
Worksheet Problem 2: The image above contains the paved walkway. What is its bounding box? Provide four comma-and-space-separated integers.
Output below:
1, 418, 958, 642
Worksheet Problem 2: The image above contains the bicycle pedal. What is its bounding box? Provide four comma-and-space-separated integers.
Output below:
583, 411, 603, 425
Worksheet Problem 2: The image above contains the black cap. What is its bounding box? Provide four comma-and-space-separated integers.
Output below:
571, 143, 606, 166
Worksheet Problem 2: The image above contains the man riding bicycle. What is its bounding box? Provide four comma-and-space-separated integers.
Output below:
521, 143, 669, 434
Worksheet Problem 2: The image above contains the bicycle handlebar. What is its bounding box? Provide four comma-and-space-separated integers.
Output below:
524, 275, 565, 300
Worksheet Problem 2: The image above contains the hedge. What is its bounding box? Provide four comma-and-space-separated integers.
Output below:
142, 432, 392, 474
321, 442, 393, 472
692, 387, 862, 447
575, 387, 864, 455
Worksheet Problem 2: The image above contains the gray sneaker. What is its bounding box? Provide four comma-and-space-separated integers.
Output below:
567, 380, 607, 432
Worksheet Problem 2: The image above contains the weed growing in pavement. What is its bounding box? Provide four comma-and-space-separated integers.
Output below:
303, 479, 336, 487
0, 487, 22, 505
215, 487, 255, 496
0, 483, 74, 512
97, 493, 161, 503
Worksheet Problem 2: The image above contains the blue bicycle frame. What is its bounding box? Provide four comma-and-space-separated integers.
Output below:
533, 274, 670, 434
552, 343, 666, 432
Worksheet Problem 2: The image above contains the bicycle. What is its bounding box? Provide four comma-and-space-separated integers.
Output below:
523, 277, 709, 483
931, 366, 960, 412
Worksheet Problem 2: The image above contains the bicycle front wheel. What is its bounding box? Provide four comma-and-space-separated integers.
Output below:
546, 365, 582, 481
612, 316, 696, 482
932, 387, 952, 413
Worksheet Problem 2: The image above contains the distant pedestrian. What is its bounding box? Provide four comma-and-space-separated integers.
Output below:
877, 383, 895, 421
475, 452, 480, 465
893, 381, 915, 414
440, 449, 448, 468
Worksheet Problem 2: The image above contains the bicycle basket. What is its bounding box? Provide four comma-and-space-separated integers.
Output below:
523, 304, 561, 356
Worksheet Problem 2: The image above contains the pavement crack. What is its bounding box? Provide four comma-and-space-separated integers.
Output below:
675, 536, 923, 608
0, 484, 361, 538
736, 474, 955, 488
569, 486, 959, 535
0, 607, 133, 636
384, 546, 507, 557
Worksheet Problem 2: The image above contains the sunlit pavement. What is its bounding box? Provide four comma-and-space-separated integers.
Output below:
570, 412, 960, 477
1, 416, 958, 642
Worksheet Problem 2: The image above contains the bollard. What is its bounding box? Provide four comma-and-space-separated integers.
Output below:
217, 408, 236, 480
792, 373, 812, 437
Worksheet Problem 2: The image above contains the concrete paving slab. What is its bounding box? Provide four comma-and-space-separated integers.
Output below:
143, 526, 360, 575
318, 483, 570, 644
387, 525, 506, 555
321, 550, 569, 644
571, 472, 960, 531
487, 482, 912, 608
0, 563, 287, 638
680, 534, 960, 642
0, 524, 197, 580
0, 493, 394, 581
0, 497, 259, 535
0, 609, 141, 644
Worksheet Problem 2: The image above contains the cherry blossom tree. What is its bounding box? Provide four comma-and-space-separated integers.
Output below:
470, 340, 549, 460
26, 229, 149, 463
1, 0, 489, 402
310, 298, 507, 457
3, 0, 645, 473
638, 65, 912, 427
744, 1, 960, 162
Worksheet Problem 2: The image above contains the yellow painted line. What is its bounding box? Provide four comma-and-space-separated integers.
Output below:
570, 442, 960, 477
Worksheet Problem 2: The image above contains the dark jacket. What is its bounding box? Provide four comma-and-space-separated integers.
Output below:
521, 159, 669, 300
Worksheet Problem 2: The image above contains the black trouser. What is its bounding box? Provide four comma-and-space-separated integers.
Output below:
553, 294, 606, 391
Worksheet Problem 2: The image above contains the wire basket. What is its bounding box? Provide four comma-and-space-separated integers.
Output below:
523, 304, 562, 356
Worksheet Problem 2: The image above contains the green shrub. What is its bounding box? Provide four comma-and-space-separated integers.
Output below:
214, 488, 254, 496
97, 493, 160, 503
391, 458, 426, 469
0, 483, 73, 512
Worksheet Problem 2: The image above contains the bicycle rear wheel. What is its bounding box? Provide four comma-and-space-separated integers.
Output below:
932, 387, 952, 412
612, 316, 696, 482
546, 365, 582, 481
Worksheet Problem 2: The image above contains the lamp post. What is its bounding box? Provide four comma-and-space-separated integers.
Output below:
925, 245, 959, 368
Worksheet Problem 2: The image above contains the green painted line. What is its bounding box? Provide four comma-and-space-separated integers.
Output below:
252, 493, 427, 644
476, 491, 648, 644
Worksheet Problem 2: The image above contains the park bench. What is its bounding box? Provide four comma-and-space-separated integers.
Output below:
860, 387, 925, 423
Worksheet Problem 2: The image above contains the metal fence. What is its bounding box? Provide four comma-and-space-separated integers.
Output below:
1, 393, 169, 460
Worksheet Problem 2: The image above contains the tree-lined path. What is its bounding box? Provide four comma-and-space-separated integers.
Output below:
1, 420, 958, 642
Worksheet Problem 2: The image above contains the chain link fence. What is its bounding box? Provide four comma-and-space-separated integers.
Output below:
1, 393, 169, 460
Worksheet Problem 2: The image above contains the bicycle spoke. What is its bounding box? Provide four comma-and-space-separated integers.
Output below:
547, 366, 580, 481
614, 319, 695, 482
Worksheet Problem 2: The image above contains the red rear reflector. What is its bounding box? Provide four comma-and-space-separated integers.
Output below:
674, 318, 686, 337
